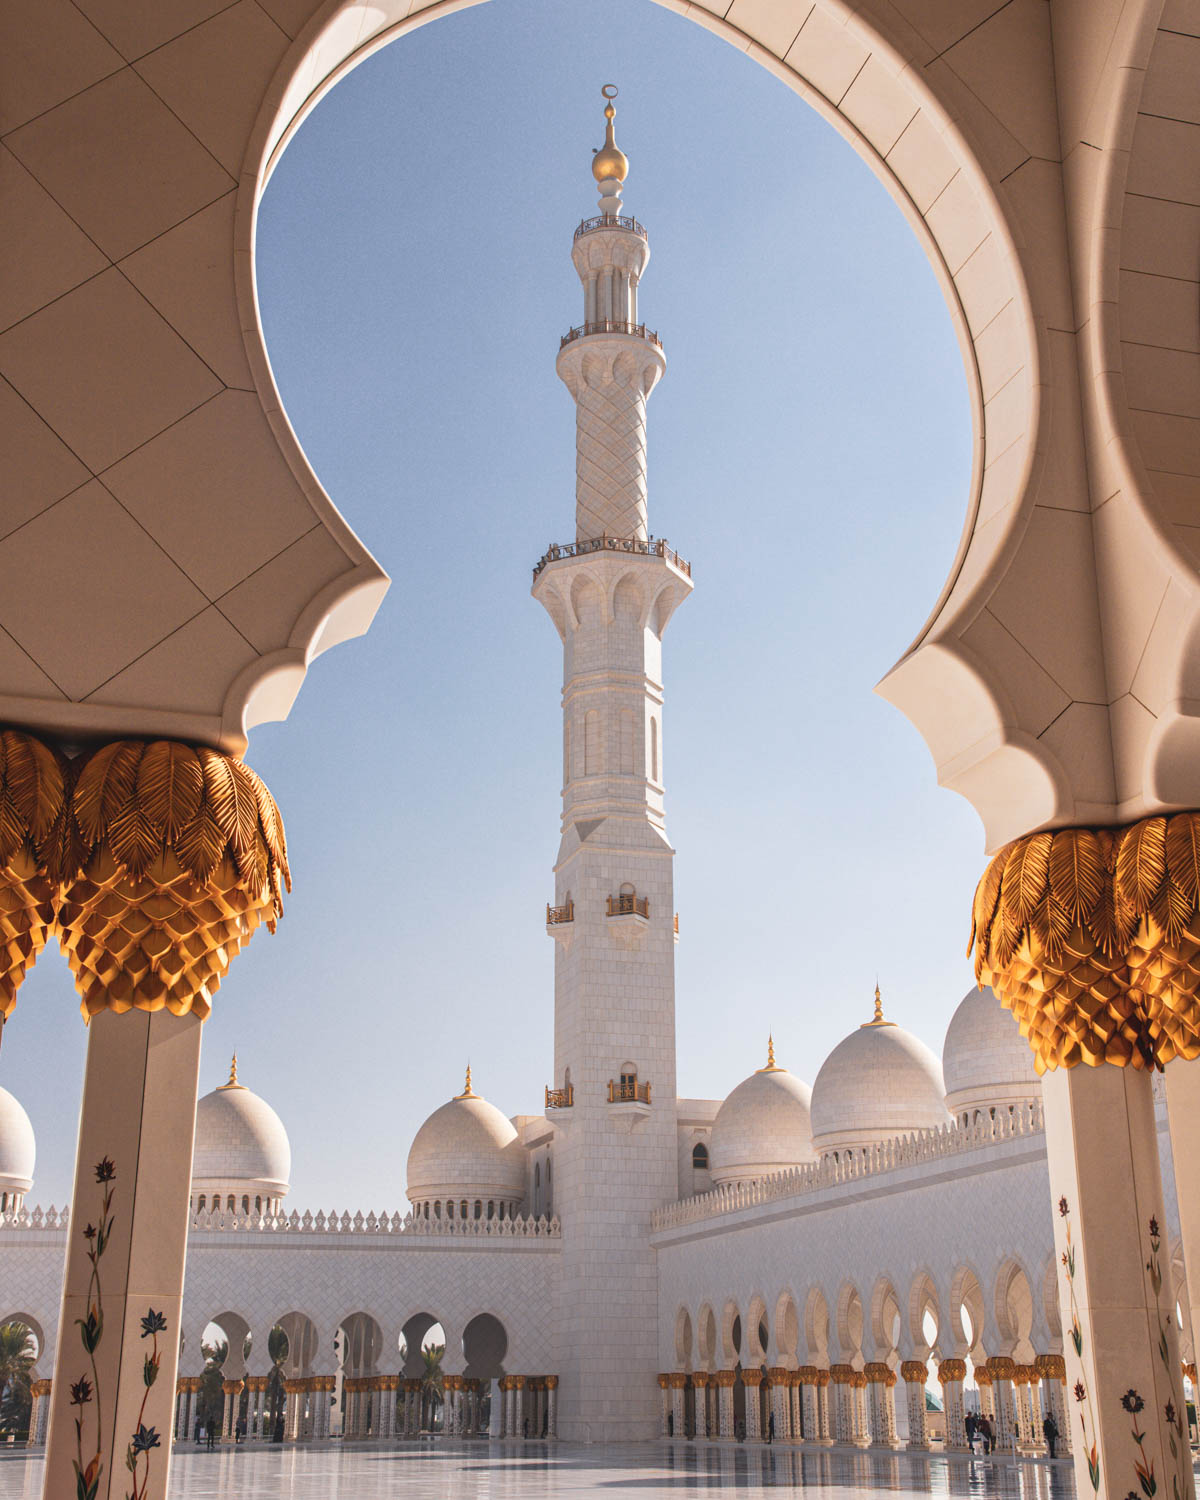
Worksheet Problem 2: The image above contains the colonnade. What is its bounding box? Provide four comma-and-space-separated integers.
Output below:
659, 1356, 1080, 1456
497, 1375, 558, 1438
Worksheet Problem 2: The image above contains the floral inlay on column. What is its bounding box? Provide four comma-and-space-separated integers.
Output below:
71, 1157, 116, 1500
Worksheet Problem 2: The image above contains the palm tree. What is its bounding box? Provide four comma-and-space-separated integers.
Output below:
421, 1343, 444, 1432
0, 1322, 35, 1438
197, 1337, 228, 1434
265, 1325, 288, 1440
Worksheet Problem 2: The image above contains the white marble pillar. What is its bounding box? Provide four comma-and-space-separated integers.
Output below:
1038, 1358, 1071, 1457
799, 1380, 818, 1443
670, 1381, 685, 1439
43, 1009, 203, 1500
986, 1362, 1018, 1451
547, 1378, 558, 1438
769, 1378, 787, 1442
901, 1365, 929, 1449
35, 1383, 52, 1445
866, 1367, 899, 1448
1043, 1064, 1195, 1500
742, 1375, 760, 1440
937, 1362, 968, 1451
1165, 1061, 1200, 1402
717, 1377, 733, 1438
816, 1378, 833, 1443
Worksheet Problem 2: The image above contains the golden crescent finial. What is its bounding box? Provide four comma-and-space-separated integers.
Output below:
592, 85, 629, 184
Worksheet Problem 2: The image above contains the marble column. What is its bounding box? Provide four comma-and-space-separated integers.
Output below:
788, 1375, 802, 1440
865, 1364, 899, 1448
1013, 1366, 1043, 1453
1037, 1355, 1072, 1457
815, 1373, 833, 1443
1041, 1064, 1195, 1500
901, 1363, 929, 1449
742, 1371, 761, 1440
221, 1379, 242, 1441
27, 1380, 50, 1446
670, 1377, 685, 1439
849, 1375, 871, 1447
799, 1372, 818, 1443
546, 1376, 558, 1438
985, 1359, 1018, 1451
43, 1010, 203, 1500
937, 1360, 968, 1451
511, 1376, 525, 1438
767, 1370, 788, 1441
716, 1372, 734, 1438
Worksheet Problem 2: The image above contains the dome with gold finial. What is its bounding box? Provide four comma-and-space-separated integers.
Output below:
0, 1085, 35, 1214
943, 984, 1040, 1122
810, 988, 950, 1157
406, 1067, 527, 1222
592, 85, 629, 184
191, 1054, 291, 1215
708, 1037, 816, 1188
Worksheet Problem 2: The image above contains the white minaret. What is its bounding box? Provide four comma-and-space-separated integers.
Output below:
534, 87, 692, 1442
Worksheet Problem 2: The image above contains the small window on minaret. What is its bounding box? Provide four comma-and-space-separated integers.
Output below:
692, 1143, 709, 1170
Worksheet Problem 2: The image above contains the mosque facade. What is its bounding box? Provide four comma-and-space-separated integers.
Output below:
0, 95, 1195, 1460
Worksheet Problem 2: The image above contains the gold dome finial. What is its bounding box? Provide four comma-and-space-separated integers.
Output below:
862, 983, 895, 1028
592, 84, 629, 185
220, 1052, 244, 1089
758, 1034, 783, 1072
457, 1064, 475, 1099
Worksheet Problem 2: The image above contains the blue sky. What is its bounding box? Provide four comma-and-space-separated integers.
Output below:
7, 0, 981, 1211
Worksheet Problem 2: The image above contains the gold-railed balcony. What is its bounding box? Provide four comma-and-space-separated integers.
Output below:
532, 533, 691, 581
607, 893, 649, 919
608, 1079, 651, 1105
546, 902, 574, 925
545, 1084, 574, 1110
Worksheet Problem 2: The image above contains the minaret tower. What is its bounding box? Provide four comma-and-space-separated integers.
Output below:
533, 87, 692, 1442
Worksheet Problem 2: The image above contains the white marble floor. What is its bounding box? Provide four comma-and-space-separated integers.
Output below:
0, 1440, 1083, 1499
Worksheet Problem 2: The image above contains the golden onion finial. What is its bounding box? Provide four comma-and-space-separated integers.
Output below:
862, 983, 893, 1028
592, 84, 629, 185
758, 1034, 783, 1072
220, 1052, 243, 1089
457, 1064, 475, 1099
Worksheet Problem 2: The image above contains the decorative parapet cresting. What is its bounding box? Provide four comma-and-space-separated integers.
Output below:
650, 1100, 1045, 1232
0, 1205, 561, 1240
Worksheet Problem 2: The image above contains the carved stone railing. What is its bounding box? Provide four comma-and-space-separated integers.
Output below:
574, 214, 647, 241
651, 1100, 1046, 1232
0, 1205, 561, 1241
533, 533, 691, 581
560, 320, 661, 350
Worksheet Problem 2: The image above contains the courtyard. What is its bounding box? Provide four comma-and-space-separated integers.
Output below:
0, 1441, 1081, 1499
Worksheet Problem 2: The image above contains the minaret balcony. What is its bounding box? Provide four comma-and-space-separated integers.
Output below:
560, 320, 661, 350
607, 893, 648, 919
545, 1084, 574, 1110
532, 533, 690, 582
574, 213, 647, 241
546, 901, 575, 949
608, 1078, 651, 1104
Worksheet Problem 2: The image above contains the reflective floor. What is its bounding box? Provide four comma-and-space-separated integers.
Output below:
0, 1440, 1084, 1499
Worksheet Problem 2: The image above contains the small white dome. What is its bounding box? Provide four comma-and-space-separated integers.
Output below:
943, 985, 1040, 1118
0, 1086, 35, 1199
811, 993, 951, 1155
406, 1071, 526, 1209
710, 1041, 815, 1186
192, 1057, 290, 1205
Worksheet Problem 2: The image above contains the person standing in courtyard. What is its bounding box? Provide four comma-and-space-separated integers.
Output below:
965, 1410, 976, 1451
767, 1410, 775, 1443
1043, 1411, 1058, 1457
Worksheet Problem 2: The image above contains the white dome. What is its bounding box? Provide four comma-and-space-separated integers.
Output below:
943, 984, 1040, 1118
0, 1086, 34, 1198
811, 997, 951, 1155
709, 1043, 815, 1186
406, 1073, 526, 1209
192, 1058, 290, 1205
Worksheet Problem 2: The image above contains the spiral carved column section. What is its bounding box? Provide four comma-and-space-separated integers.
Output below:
971, 818, 1197, 1500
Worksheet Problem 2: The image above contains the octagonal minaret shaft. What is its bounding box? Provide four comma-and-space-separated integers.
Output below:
533, 90, 692, 1444
557, 92, 665, 541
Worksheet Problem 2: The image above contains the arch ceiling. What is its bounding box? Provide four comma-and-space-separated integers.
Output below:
3, 0, 1197, 840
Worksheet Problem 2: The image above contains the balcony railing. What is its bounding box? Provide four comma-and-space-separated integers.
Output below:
546, 902, 574, 925
607, 893, 649, 919
574, 214, 647, 241
533, 534, 691, 581
545, 1084, 574, 1110
674, 913, 679, 934
560, 320, 661, 350
608, 1079, 651, 1105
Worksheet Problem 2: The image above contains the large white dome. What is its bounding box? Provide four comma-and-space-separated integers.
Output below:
943, 984, 1040, 1120
0, 1086, 34, 1207
406, 1071, 526, 1215
709, 1041, 816, 1186
192, 1057, 290, 1210
811, 994, 951, 1155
